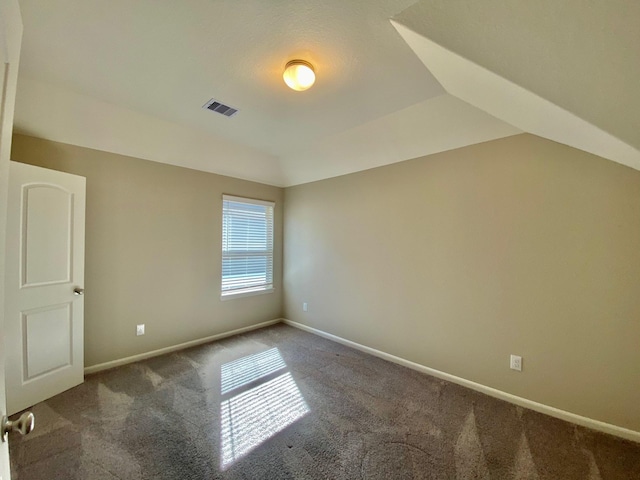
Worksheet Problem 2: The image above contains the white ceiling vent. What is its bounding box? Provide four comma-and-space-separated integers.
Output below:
203, 98, 239, 117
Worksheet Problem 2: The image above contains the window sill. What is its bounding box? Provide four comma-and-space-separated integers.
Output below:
220, 287, 274, 301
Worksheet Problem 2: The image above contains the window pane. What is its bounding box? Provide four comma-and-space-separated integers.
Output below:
221, 196, 274, 296
222, 256, 268, 290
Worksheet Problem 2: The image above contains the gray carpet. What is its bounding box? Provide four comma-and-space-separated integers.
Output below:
9, 323, 640, 479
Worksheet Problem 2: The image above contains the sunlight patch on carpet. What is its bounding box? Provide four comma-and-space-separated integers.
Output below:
220, 347, 287, 394
220, 364, 309, 469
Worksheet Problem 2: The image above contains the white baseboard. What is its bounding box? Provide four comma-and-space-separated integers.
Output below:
84, 318, 282, 375
283, 319, 640, 444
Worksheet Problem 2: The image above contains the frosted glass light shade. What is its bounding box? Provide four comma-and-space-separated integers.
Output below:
283, 60, 315, 91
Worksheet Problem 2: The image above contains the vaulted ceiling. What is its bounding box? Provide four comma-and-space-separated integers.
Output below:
13, 0, 640, 186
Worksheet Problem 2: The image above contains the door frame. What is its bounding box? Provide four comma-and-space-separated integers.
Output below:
0, 0, 23, 478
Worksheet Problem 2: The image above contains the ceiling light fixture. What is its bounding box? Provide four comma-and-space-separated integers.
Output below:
283, 60, 315, 92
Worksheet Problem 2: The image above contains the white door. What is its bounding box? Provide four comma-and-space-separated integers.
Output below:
0, 0, 22, 478
4, 161, 86, 415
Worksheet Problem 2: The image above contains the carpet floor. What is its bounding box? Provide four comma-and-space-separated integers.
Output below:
9, 323, 640, 479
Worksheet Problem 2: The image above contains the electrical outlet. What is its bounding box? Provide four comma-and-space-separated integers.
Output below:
510, 354, 522, 371
136, 324, 145, 336
303, 302, 308, 312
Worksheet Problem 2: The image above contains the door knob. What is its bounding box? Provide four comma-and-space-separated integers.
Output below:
1, 412, 35, 442
73, 287, 84, 295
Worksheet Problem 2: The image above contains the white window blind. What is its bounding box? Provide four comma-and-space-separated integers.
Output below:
221, 195, 274, 297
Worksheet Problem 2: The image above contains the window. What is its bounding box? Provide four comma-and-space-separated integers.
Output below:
221, 195, 274, 298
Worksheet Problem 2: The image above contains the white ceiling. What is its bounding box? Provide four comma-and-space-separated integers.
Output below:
395, 0, 640, 152
393, 22, 640, 174
13, 0, 639, 186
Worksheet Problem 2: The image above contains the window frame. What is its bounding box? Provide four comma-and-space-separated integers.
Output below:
220, 194, 275, 300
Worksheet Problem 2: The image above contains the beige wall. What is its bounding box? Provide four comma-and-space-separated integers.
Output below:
11, 134, 284, 367
11, 132, 640, 432
283, 134, 640, 432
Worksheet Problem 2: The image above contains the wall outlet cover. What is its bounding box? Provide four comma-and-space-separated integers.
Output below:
136, 324, 145, 336
510, 354, 522, 371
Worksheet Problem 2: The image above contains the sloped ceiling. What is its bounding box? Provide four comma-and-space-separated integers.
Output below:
394, 0, 640, 152
13, 0, 639, 186
392, 0, 640, 173
391, 22, 640, 172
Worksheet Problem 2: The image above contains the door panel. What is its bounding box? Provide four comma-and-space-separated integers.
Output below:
23, 185, 72, 286
24, 303, 72, 379
5, 161, 85, 415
